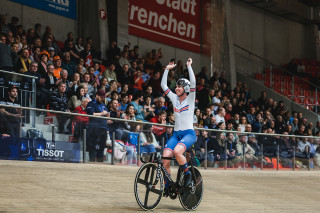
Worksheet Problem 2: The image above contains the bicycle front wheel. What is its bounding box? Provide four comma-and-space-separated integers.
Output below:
134, 163, 164, 210
178, 167, 204, 210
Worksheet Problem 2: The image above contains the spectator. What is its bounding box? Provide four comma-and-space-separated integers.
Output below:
53, 56, 62, 79
49, 82, 70, 133
238, 116, 247, 132
313, 121, 320, 136
140, 124, 161, 152
86, 89, 110, 161
24, 61, 46, 108
106, 41, 120, 64
154, 96, 167, 115
69, 73, 81, 95
73, 97, 90, 139
62, 52, 76, 77
116, 104, 136, 141
252, 113, 263, 133
245, 124, 252, 133
0, 34, 18, 71
150, 110, 167, 141
82, 73, 95, 98
75, 37, 84, 53
148, 71, 162, 98
246, 106, 256, 124
63, 40, 80, 62
132, 69, 145, 93
159, 126, 173, 147
87, 66, 99, 89
120, 93, 129, 112
68, 86, 84, 111
130, 92, 145, 121
44, 64, 57, 92
119, 51, 131, 68
194, 127, 215, 167
214, 107, 226, 125
102, 63, 117, 82
275, 115, 286, 134
16, 48, 31, 73
38, 51, 50, 78
236, 134, 255, 167
0, 86, 23, 137
212, 89, 222, 112
108, 99, 122, 138
144, 95, 156, 121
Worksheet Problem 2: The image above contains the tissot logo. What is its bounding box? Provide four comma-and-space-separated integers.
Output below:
36, 149, 64, 157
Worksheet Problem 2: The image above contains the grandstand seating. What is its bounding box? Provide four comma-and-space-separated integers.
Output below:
255, 59, 320, 112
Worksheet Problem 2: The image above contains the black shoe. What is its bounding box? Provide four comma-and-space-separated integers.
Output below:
184, 172, 192, 188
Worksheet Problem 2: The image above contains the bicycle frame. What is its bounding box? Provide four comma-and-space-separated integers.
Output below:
140, 152, 196, 193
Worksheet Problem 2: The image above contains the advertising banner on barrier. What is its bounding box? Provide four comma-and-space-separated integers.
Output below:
0, 137, 81, 163
128, 0, 201, 53
9, 0, 77, 20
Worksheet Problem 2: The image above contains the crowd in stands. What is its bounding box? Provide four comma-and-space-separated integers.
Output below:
1, 14, 320, 167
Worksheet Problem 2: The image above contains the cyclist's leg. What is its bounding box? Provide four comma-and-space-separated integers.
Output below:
163, 132, 178, 192
173, 130, 197, 187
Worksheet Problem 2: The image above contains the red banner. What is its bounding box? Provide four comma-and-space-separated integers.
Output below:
128, 0, 201, 53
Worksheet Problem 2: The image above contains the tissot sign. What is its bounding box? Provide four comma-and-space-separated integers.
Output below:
128, 0, 201, 53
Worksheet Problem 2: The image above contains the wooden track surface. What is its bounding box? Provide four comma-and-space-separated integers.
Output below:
0, 160, 320, 212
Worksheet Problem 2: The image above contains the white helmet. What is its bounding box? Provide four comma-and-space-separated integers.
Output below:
176, 78, 190, 93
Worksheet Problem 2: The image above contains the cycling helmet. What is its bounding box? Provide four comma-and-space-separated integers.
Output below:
176, 78, 190, 93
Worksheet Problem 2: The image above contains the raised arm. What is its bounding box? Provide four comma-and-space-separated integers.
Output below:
161, 62, 177, 101
186, 58, 196, 88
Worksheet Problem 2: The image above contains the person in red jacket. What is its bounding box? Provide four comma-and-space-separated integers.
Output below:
73, 97, 90, 139
149, 110, 167, 141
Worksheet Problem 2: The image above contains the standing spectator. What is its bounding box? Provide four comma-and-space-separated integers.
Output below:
0, 34, 18, 71
49, 82, 70, 133
0, 86, 23, 137
106, 41, 120, 64
73, 97, 90, 140
252, 113, 263, 133
75, 37, 84, 53
63, 40, 80, 62
86, 89, 110, 161
212, 89, 222, 112
117, 64, 131, 86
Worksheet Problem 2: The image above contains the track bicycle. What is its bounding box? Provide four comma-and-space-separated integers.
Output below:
134, 151, 204, 210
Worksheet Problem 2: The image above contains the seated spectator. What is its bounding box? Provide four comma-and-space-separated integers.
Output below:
102, 63, 117, 82
140, 124, 161, 152
73, 97, 90, 139
62, 51, 76, 77
132, 69, 145, 93
82, 73, 95, 98
53, 56, 62, 79
68, 72, 81, 96
116, 104, 136, 141
236, 134, 255, 167
252, 113, 263, 133
143, 95, 155, 121
87, 66, 99, 89
214, 107, 226, 125
246, 106, 256, 125
220, 132, 240, 168
130, 92, 145, 121
119, 51, 131, 68
147, 71, 162, 98
16, 48, 31, 73
63, 40, 80, 62
68, 86, 84, 111
49, 82, 71, 133
154, 97, 167, 115
167, 111, 175, 125
75, 37, 84, 53
150, 110, 167, 141
24, 61, 46, 108
38, 51, 50, 78
212, 89, 222, 112
159, 126, 173, 147
224, 103, 232, 122
238, 116, 247, 132
119, 93, 129, 112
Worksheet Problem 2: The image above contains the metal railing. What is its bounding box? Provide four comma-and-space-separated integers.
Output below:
1, 104, 320, 171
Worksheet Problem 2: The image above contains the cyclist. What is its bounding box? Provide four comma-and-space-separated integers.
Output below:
160, 58, 196, 194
